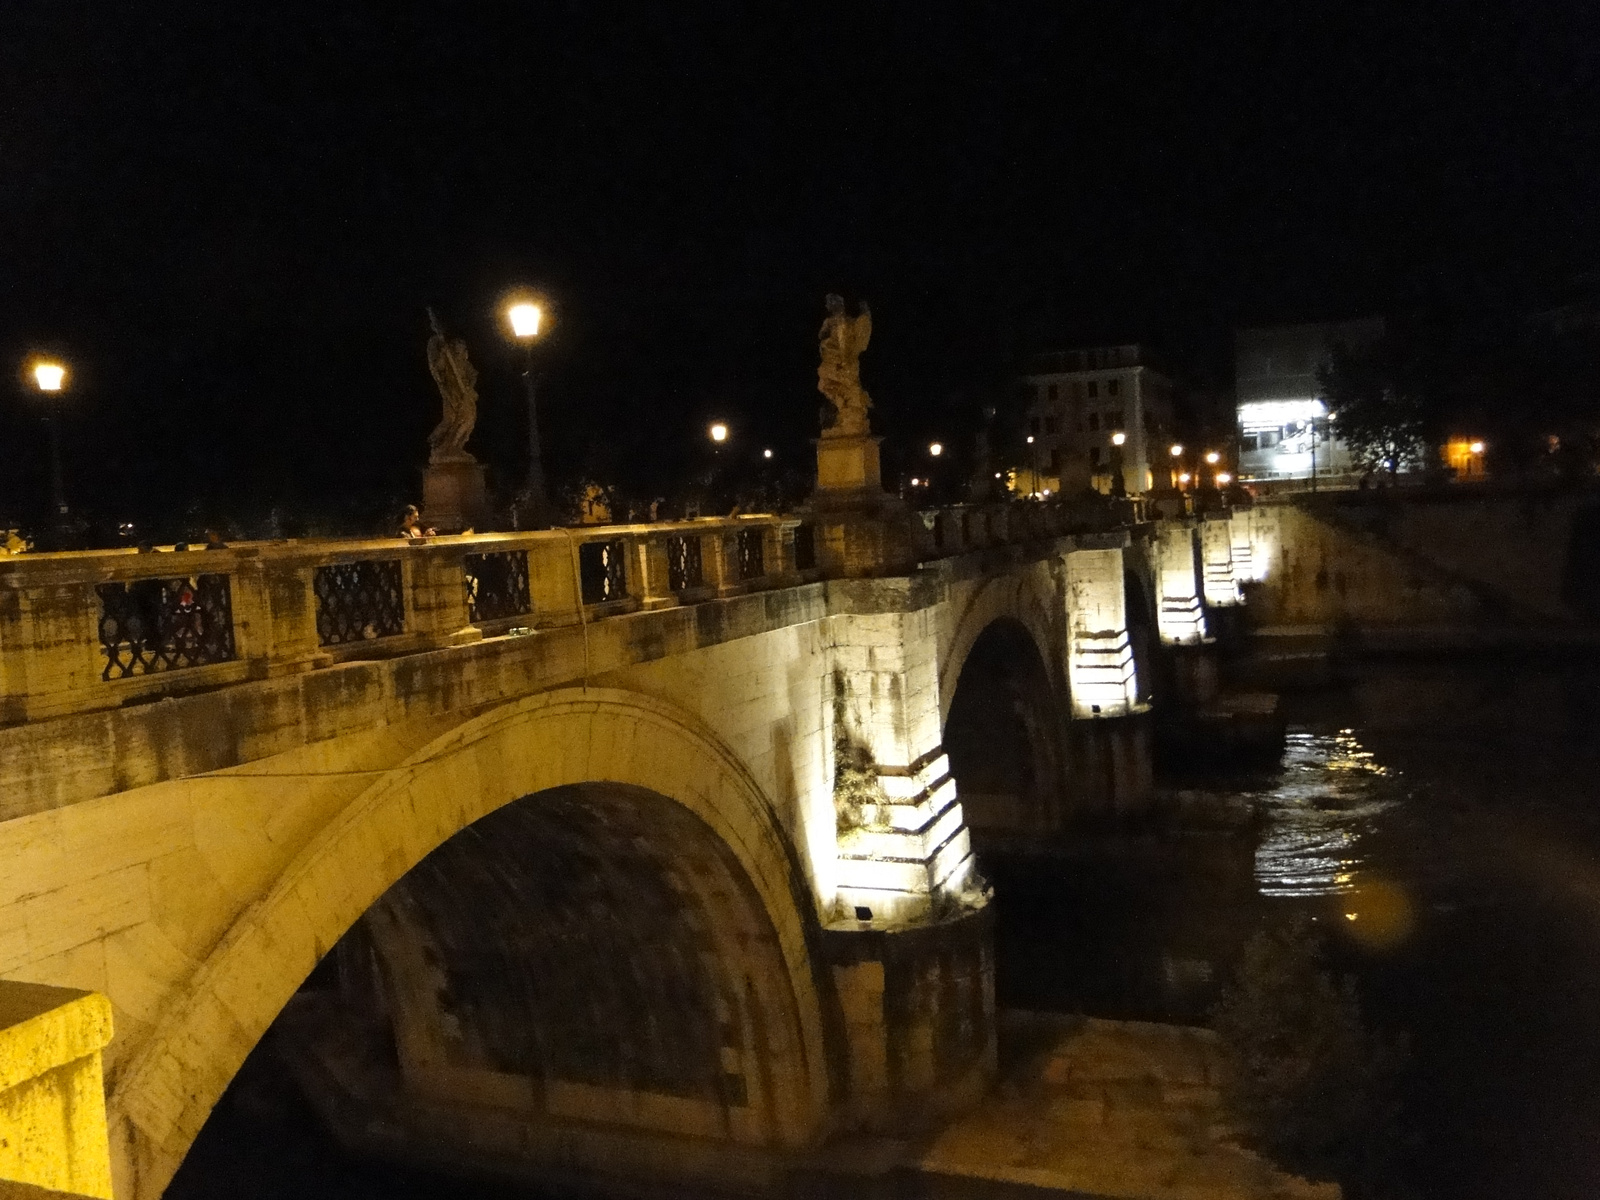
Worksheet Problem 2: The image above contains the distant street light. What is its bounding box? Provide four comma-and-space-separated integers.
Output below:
1216, 472, 1233, 486
1111, 431, 1127, 446
1469, 441, 1485, 454
1025, 435, 1035, 444
504, 295, 551, 526
928, 442, 943, 457
1169, 443, 1183, 457
29, 359, 70, 520
709, 422, 729, 443
763, 447, 773, 459
1178, 472, 1192, 485
1205, 450, 1221, 465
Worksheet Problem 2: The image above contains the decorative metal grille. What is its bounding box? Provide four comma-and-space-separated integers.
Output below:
667, 535, 703, 591
736, 528, 765, 581
463, 550, 532, 623
313, 559, 405, 645
97, 574, 236, 681
578, 539, 627, 604
794, 524, 816, 571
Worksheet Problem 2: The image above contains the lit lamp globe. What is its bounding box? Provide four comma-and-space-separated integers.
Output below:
507, 302, 542, 340
1216, 471, 1233, 486
33, 362, 66, 392
1111, 431, 1127, 446
709, 422, 729, 444
1170, 443, 1183, 457
928, 441, 943, 456
1205, 450, 1221, 465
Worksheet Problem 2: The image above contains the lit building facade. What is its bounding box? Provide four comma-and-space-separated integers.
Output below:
1017, 344, 1175, 496
1234, 318, 1383, 484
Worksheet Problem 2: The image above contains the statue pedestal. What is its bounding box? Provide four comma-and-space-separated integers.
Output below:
422, 460, 490, 533
808, 434, 915, 576
814, 434, 884, 498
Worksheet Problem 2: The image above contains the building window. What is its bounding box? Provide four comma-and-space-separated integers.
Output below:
1074, 381, 1085, 400
1088, 412, 1100, 431
1047, 383, 1059, 402
1087, 381, 1099, 399
1242, 434, 1260, 451
1030, 416, 1041, 434
1044, 416, 1059, 434
1108, 378, 1120, 397
1089, 447, 1102, 466
1049, 448, 1062, 471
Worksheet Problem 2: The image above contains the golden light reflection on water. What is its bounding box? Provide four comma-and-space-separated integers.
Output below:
1253, 728, 1398, 899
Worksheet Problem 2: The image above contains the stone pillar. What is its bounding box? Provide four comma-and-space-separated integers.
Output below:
826, 590, 978, 926
1200, 516, 1241, 607
1228, 508, 1259, 584
631, 534, 676, 610
1065, 546, 1140, 718
1155, 523, 1208, 645
406, 545, 483, 649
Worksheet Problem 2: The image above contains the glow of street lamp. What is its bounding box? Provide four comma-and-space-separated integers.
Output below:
1111, 431, 1126, 446
1026, 435, 1035, 444
910, 477, 921, 487
1170, 443, 1184, 457
1216, 472, 1233, 486
1469, 441, 1485, 454
1205, 450, 1221, 465
1178, 472, 1191, 484
709, 422, 728, 443
507, 302, 542, 340
763, 448, 773, 459
929, 442, 943, 456
32, 362, 65, 392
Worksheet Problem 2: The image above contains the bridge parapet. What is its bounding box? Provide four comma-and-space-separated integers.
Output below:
0, 516, 819, 724
912, 495, 1150, 560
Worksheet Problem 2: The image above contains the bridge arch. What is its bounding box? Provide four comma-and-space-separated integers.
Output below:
109, 688, 831, 1200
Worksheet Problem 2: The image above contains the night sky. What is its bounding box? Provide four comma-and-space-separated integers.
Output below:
4, 2, 1597, 533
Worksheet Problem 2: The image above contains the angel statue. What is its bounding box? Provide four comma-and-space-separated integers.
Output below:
817, 293, 873, 438
425, 307, 479, 463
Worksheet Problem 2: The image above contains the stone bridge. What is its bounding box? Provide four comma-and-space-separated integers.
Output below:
0, 493, 1262, 1198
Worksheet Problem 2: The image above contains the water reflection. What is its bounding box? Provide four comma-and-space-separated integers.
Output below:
1252, 729, 1398, 898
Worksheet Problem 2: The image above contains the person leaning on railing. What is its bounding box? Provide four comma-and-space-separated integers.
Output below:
399, 505, 436, 539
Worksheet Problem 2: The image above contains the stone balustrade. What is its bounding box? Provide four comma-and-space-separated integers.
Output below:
0, 516, 816, 723
913, 495, 1153, 560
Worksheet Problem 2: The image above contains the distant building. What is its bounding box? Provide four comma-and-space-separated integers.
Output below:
1017, 344, 1175, 496
1234, 317, 1383, 484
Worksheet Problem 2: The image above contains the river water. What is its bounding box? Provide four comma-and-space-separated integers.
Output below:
990, 655, 1600, 1200
170, 657, 1600, 1200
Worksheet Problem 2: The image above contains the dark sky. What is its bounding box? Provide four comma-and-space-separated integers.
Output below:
3, 2, 1597, 529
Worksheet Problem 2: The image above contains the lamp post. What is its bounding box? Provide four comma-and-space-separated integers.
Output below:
31, 361, 69, 524
506, 300, 551, 527
1110, 431, 1127, 497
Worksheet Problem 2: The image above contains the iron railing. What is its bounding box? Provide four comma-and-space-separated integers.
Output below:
96, 574, 236, 680
736, 527, 765, 581
464, 550, 532, 623
314, 559, 406, 645
578, 539, 627, 604
666, 534, 703, 591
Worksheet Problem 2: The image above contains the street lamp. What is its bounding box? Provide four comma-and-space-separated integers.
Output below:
504, 296, 551, 526
30, 359, 70, 521
1111, 431, 1126, 446
1109, 431, 1127, 497
1205, 450, 1221, 465
1216, 472, 1233, 487
763, 448, 774, 459
928, 441, 943, 457
709, 422, 729, 443
1169, 443, 1183, 457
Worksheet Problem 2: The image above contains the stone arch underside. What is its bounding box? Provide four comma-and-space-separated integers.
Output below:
941, 617, 1068, 837
937, 568, 1065, 728
108, 688, 831, 1200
